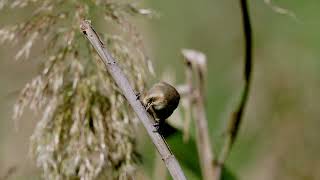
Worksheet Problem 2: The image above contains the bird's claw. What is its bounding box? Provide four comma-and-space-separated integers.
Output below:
153, 122, 160, 133
146, 103, 153, 111
135, 92, 141, 100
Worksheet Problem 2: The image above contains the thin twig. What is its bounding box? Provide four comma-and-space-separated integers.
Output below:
193, 67, 216, 180
181, 49, 216, 180
80, 20, 186, 180
217, 0, 253, 173
264, 0, 300, 22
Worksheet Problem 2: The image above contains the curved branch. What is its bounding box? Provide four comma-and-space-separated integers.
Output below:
216, 0, 254, 175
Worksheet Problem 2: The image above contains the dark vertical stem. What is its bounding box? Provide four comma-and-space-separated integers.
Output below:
215, 0, 254, 176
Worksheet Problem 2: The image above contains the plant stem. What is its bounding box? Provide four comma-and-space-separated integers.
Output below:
182, 50, 216, 180
216, 0, 253, 177
193, 88, 216, 180
80, 20, 186, 180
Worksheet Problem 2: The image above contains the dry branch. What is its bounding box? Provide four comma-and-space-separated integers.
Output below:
181, 49, 217, 180
80, 20, 186, 180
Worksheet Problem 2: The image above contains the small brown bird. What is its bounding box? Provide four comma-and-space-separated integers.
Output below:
138, 82, 180, 130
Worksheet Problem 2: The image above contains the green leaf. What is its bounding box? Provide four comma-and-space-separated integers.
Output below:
166, 131, 238, 180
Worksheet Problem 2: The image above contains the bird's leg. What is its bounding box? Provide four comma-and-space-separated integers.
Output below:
146, 102, 153, 111
146, 105, 162, 132
144, 103, 164, 133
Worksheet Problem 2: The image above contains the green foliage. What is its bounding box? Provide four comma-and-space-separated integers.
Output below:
167, 131, 238, 180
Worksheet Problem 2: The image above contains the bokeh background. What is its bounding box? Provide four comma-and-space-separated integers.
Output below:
1, 0, 319, 179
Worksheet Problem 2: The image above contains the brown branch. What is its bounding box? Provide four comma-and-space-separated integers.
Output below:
79, 20, 186, 180
216, 0, 254, 176
181, 49, 216, 180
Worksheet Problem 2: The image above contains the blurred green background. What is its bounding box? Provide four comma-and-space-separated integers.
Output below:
1, 0, 320, 179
